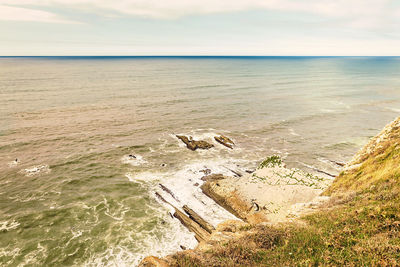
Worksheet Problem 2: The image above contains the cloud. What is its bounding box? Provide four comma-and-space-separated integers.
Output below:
0, 4, 79, 23
0, 0, 398, 29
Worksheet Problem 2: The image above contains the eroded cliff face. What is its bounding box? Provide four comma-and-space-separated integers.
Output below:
345, 116, 400, 171
327, 116, 400, 193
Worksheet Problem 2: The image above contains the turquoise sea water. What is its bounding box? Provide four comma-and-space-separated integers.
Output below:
1, 57, 400, 266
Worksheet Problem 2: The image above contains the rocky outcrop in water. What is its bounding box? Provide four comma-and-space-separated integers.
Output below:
176, 135, 214, 151
183, 205, 215, 234
214, 135, 235, 149
154, 192, 212, 243
173, 207, 211, 243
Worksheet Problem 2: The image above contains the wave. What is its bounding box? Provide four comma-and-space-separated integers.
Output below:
121, 157, 250, 265
121, 154, 147, 167
0, 220, 20, 232
18, 164, 51, 177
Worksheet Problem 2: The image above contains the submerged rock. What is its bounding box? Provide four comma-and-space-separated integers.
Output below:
176, 135, 214, 151
214, 135, 235, 149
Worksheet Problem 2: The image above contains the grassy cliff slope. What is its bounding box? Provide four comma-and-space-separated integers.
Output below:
169, 117, 400, 266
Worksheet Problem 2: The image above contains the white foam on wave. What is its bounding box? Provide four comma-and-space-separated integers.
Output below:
19, 242, 47, 266
320, 108, 335, 113
102, 197, 130, 221
331, 100, 351, 110
19, 165, 51, 177
0, 220, 20, 231
85, 224, 197, 267
84, 198, 199, 267
149, 159, 241, 222
121, 154, 147, 166
0, 246, 21, 266
118, 157, 251, 266
125, 171, 164, 183
8, 190, 60, 203
270, 148, 289, 159
7, 159, 19, 168
317, 157, 344, 170
385, 107, 400, 113
93, 130, 251, 266
288, 128, 300, 136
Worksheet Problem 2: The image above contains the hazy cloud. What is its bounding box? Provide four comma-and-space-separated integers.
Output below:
0, 0, 398, 29
0, 4, 78, 23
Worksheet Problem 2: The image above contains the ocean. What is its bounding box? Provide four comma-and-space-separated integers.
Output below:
1, 56, 399, 266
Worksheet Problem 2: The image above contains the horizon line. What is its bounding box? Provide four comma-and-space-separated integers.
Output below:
1, 55, 399, 58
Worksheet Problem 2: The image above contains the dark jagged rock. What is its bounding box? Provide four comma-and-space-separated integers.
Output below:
183, 205, 215, 234
214, 135, 235, 149
224, 167, 243, 177
173, 209, 211, 243
176, 135, 214, 151
201, 174, 226, 182
155, 192, 211, 242
199, 168, 211, 175
155, 192, 168, 204
306, 166, 336, 178
329, 160, 345, 167
159, 184, 180, 202
315, 169, 336, 178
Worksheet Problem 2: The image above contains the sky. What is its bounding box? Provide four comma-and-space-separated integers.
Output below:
0, 0, 399, 56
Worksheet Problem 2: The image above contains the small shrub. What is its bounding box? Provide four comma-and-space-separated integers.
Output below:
258, 155, 282, 169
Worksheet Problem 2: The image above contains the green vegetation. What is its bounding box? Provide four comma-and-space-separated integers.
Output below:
257, 155, 283, 169
251, 168, 326, 189
170, 124, 400, 266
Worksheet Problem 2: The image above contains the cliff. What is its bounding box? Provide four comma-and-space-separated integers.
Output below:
140, 116, 400, 266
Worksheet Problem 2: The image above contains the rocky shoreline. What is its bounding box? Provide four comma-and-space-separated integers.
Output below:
142, 116, 399, 266
139, 135, 337, 266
